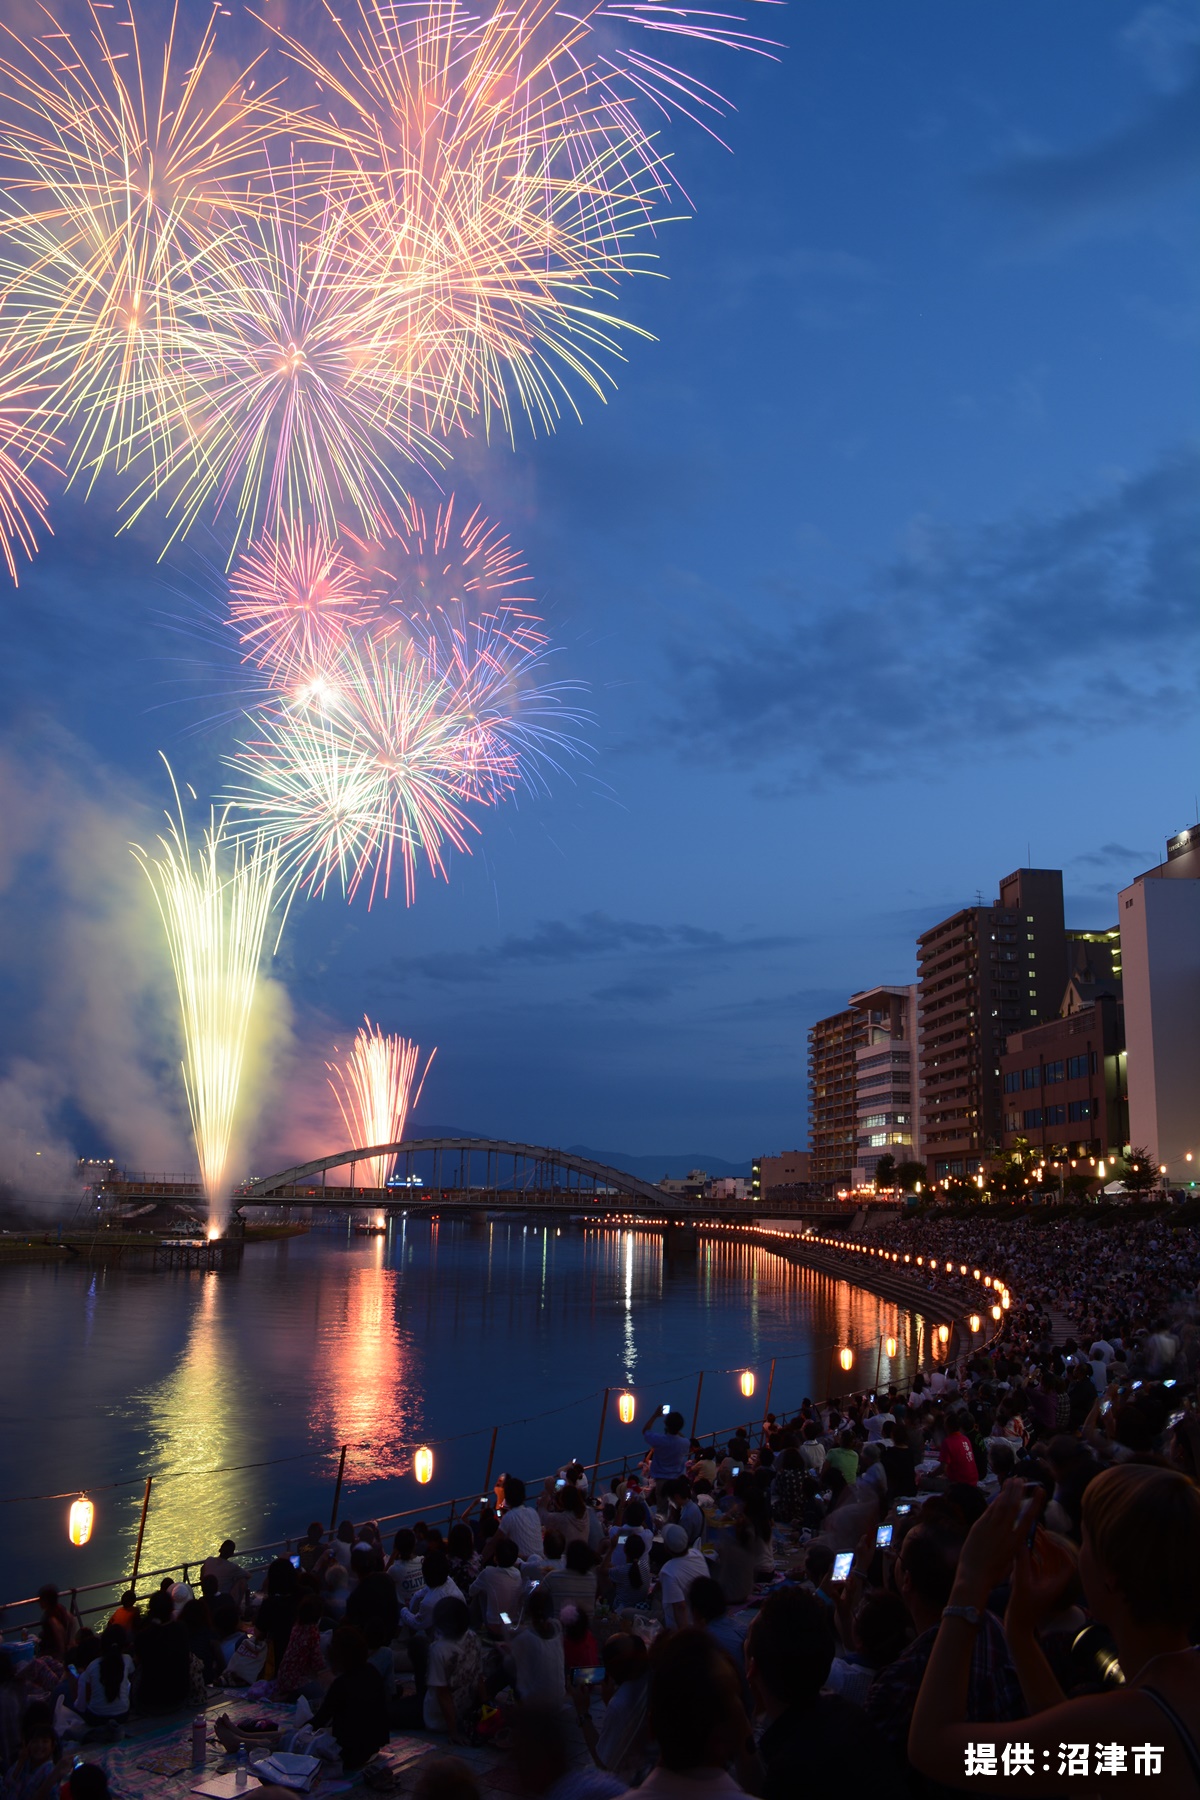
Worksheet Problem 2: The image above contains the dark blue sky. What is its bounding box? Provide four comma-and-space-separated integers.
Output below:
2, 0, 1198, 1173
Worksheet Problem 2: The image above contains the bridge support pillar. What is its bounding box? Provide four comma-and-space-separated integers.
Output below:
662, 1220, 699, 1267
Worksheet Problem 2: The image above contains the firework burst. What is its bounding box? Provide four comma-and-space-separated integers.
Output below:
132, 765, 280, 1230
328, 1017, 434, 1185
227, 517, 379, 686
0, 1, 276, 494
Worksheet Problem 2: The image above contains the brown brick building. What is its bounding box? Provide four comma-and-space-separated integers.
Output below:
807, 1006, 868, 1192
918, 868, 1068, 1179
1000, 990, 1126, 1160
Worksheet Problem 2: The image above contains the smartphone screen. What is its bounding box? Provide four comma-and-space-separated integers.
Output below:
527, 1579, 540, 1590
832, 1552, 854, 1582
289, 1554, 301, 1569
876, 1524, 893, 1548
895, 1502, 912, 1515
661, 1404, 671, 1414
573, 1667, 605, 1686
1132, 1380, 1143, 1390
555, 1478, 567, 1489
617, 1533, 628, 1546
499, 1612, 512, 1626
731, 1465, 742, 1477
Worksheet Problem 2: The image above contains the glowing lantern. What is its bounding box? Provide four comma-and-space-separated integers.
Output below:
618, 1391, 636, 1425
1001, 1294, 1010, 1310
885, 1336, 897, 1359
68, 1495, 94, 1547
838, 1347, 854, 1372
937, 1324, 949, 1344
414, 1446, 434, 1485
960, 1264, 967, 1275
969, 1314, 981, 1334
984, 1276, 991, 1287
946, 1262, 953, 1272
992, 1305, 1002, 1321
917, 1257, 923, 1266
973, 1269, 980, 1280
904, 1254, 910, 1264
740, 1370, 755, 1398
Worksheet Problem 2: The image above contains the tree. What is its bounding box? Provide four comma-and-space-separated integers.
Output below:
895, 1160, 927, 1193
873, 1153, 897, 1190
1119, 1147, 1157, 1195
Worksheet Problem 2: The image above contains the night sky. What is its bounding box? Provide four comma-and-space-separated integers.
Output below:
1, 0, 1198, 1177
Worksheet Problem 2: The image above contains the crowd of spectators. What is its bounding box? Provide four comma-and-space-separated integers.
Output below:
4, 1209, 1199, 1798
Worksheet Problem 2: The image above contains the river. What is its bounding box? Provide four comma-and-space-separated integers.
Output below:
0, 1216, 933, 1612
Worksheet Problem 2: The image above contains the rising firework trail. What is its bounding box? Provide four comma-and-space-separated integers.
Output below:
327, 1018, 435, 1186
132, 763, 280, 1232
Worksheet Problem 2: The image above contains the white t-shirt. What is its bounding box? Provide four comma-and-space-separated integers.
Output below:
509, 1624, 565, 1704
657, 1546, 709, 1621
387, 1556, 425, 1606
499, 1504, 544, 1560
469, 1563, 523, 1629
76, 1656, 133, 1717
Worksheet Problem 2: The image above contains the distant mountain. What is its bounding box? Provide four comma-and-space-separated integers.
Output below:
567, 1146, 749, 1180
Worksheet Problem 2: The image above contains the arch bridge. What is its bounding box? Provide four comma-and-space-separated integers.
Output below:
241, 1138, 841, 1219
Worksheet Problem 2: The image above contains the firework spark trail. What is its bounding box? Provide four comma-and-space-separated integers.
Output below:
225, 633, 480, 908
327, 1017, 435, 1185
132, 765, 280, 1231
227, 517, 380, 685
0, 1, 277, 497
223, 497, 586, 902
0, 361, 57, 583
144, 163, 441, 553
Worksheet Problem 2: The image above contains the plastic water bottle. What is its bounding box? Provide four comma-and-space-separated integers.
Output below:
235, 1745, 248, 1790
191, 1717, 206, 1770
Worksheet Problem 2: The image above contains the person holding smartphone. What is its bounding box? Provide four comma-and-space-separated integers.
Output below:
641, 1404, 689, 1489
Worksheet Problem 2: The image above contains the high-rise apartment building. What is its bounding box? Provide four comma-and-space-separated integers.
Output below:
849, 984, 920, 1187
1119, 825, 1200, 1180
807, 1006, 868, 1192
918, 868, 1068, 1179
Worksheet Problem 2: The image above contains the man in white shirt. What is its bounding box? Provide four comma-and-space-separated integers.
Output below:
657, 1524, 709, 1630
400, 1552, 465, 1634
494, 1476, 544, 1560
469, 1537, 523, 1632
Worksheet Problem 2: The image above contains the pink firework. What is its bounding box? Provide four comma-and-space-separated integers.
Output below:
327, 1016, 435, 1186
227, 520, 380, 688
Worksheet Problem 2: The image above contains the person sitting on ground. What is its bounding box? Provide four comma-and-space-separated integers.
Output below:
747, 1588, 905, 1800
3, 1709, 63, 1800
594, 1634, 652, 1787
307, 1625, 389, 1772
687, 1576, 750, 1682
104, 1594, 139, 1644
634, 1629, 753, 1799
544, 1541, 598, 1619
423, 1599, 484, 1745
508, 1586, 565, 1707
72, 1630, 133, 1731
297, 1524, 326, 1575
253, 1559, 300, 1670
400, 1553, 464, 1636
179, 1598, 225, 1684
199, 1542, 246, 1606
601, 1533, 651, 1612
657, 1524, 709, 1631
468, 1536, 523, 1635
33, 1589, 73, 1666
909, 1467, 1200, 1800
209, 1595, 241, 1666
508, 1700, 623, 1800
344, 1549, 400, 1660
486, 1477, 542, 1562
131, 1590, 191, 1715
446, 1523, 480, 1592
386, 1529, 425, 1607
274, 1595, 328, 1702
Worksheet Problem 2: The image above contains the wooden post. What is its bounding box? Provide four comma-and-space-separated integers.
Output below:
329, 1444, 348, 1533
130, 1477, 153, 1590
482, 1425, 499, 1500
762, 1358, 776, 1425
690, 1370, 705, 1439
592, 1388, 610, 1477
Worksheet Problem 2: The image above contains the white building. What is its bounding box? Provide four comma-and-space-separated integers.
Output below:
849, 983, 921, 1189
1119, 829, 1200, 1180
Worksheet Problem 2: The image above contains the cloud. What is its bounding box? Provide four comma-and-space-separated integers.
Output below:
1120, 5, 1200, 91
716, 246, 884, 331
373, 912, 798, 987
657, 445, 1200, 778
976, 54, 1200, 230
1070, 842, 1152, 869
